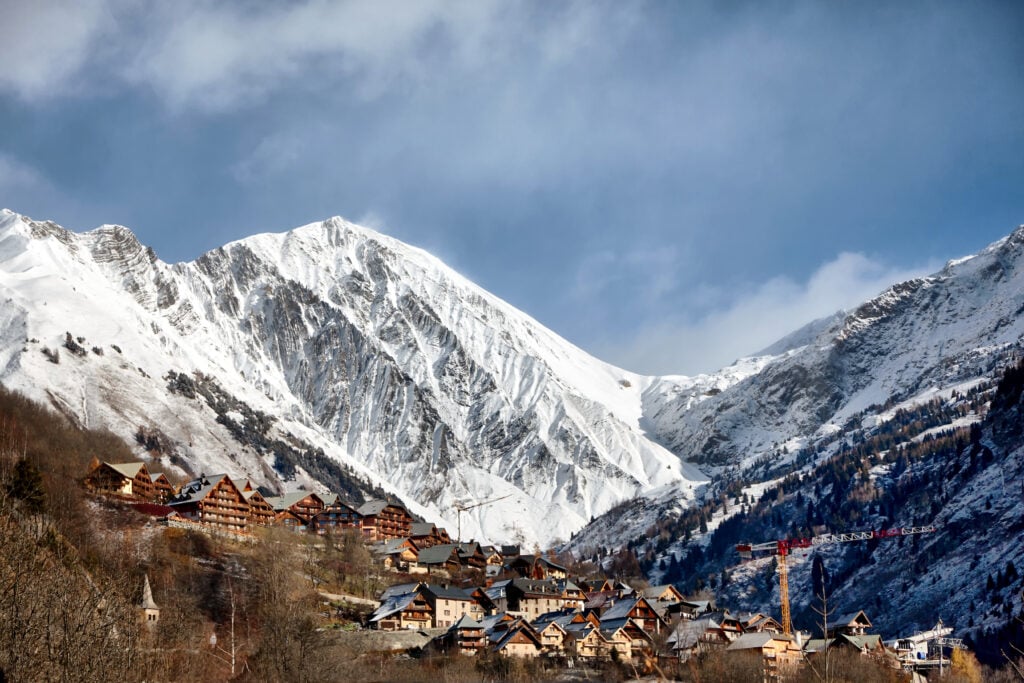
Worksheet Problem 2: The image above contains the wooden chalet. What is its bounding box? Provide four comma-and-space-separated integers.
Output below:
642, 584, 686, 604
506, 554, 568, 580
357, 500, 413, 541
310, 500, 361, 536
148, 472, 175, 503
415, 544, 464, 575
422, 584, 483, 628
373, 538, 421, 570
369, 583, 433, 631
432, 615, 487, 655
488, 619, 543, 658
829, 610, 873, 637
600, 595, 666, 635
167, 474, 248, 533
456, 542, 487, 569
563, 622, 611, 660
243, 489, 275, 526
725, 632, 803, 681
740, 612, 783, 634
410, 522, 451, 548
666, 611, 744, 661
265, 491, 325, 525
84, 459, 155, 501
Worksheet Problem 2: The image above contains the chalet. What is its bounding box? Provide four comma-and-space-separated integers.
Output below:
666, 611, 744, 661
369, 584, 433, 631
532, 618, 571, 656
740, 612, 783, 634
599, 621, 640, 662
725, 632, 803, 682
456, 542, 487, 569
265, 491, 325, 525
410, 522, 450, 548
373, 538, 420, 570
641, 584, 686, 604
310, 500, 361, 536
675, 598, 715, 620
829, 610, 873, 637
600, 596, 665, 635
556, 579, 587, 610
563, 622, 611, 660
806, 633, 887, 657
422, 584, 484, 628
468, 587, 498, 617
84, 459, 155, 501
432, 615, 487, 656
507, 578, 572, 620
506, 554, 568, 580
148, 472, 175, 503
168, 474, 249, 534
358, 500, 413, 541
242, 489, 275, 526
415, 544, 463, 575
487, 618, 543, 658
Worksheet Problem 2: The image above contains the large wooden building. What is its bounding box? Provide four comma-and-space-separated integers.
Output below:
168, 474, 249, 534
84, 459, 156, 501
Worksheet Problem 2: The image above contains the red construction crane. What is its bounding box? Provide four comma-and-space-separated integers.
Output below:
736, 525, 937, 635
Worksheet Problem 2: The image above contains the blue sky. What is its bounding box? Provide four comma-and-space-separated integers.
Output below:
1, 1, 1022, 375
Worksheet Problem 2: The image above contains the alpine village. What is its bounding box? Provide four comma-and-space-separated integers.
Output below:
3, 353, 1024, 682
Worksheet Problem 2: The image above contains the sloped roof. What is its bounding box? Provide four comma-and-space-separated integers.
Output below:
169, 474, 229, 506
140, 574, 158, 610
319, 492, 339, 506
835, 610, 872, 628
108, 462, 147, 479
265, 490, 322, 511
410, 522, 437, 536
373, 538, 414, 556
417, 544, 460, 565
642, 584, 684, 603
369, 592, 419, 623
424, 584, 471, 601
380, 582, 422, 601
727, 632, 795, 651
358, 499, 407, 516
600, 597, 641, 622
451, 615, 482, 630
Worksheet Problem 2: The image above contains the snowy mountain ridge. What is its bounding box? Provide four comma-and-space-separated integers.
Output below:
2, 207, 1022, 552
0, 209, 723, 546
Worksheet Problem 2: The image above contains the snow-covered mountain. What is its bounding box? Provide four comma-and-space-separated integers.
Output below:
642, 226, 1024, 471
0, 209, 710, 546
2, 207, 1022, 553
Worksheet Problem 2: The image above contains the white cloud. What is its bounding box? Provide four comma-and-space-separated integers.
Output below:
121, 0, 505, 110
601, 252, 937, 376
0, 0, 112, 100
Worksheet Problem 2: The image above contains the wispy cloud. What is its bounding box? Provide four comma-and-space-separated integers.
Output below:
0, 0, 112, 101
599, 252, 937, 376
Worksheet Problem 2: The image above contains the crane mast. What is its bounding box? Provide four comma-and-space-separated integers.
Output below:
736, 525, 936, 635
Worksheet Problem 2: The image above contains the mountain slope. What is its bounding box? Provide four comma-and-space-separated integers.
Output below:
643, 227, 1024, 470
0, 209, 707, 546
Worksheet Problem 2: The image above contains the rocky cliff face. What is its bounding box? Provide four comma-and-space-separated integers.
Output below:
642, 227, 1024, 469
0, 210, 705, 546
2, 207, 1022, 550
